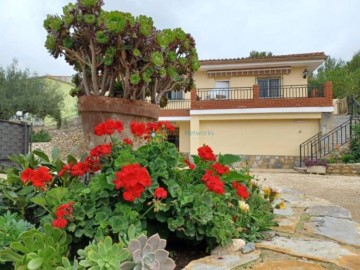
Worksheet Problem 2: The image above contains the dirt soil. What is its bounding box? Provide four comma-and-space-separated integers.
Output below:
252, 169, 360, 223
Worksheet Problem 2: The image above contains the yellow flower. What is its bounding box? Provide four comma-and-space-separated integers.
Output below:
275, 201, 286, 209
263, 187, 271, 198
239, 201, 250, 213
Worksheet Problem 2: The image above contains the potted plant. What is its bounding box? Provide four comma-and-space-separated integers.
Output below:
304, 159, 327, 174
43, 0, 200, 148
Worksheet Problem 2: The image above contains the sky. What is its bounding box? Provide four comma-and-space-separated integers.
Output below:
1, 0, 360, 76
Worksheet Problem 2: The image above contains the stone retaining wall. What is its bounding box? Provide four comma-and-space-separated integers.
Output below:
327, 163, 360, 175
32, 127, 86, 159
236, 155, 299, 169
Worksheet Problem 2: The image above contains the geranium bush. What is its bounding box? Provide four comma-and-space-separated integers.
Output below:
0, 119, 278, 269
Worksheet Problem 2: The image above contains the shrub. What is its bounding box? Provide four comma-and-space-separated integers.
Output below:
304, 159, 328, 167
31, 129, 52, 142
341, 153, 356, 164
0, 119, 277, 268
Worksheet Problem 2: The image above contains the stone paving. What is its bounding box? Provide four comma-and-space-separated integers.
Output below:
184, 187, 360, 269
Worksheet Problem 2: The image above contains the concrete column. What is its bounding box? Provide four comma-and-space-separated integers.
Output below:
320, 112, 334, 134
190, 116, 200, 155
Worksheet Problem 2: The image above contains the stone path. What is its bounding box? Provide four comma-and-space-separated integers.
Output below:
184, 187, 360, 269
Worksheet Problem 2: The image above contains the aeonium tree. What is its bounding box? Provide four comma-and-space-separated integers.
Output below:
44, 0, 200, 106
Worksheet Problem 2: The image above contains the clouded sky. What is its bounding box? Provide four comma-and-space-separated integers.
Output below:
1, 0, 359, 76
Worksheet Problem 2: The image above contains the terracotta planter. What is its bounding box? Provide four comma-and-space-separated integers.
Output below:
78, 96, 160, 150
306, 166, 326, 175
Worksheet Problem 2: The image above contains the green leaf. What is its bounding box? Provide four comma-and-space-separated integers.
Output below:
218, 154, 241, 165
0, 248, 23, 262
114, 151, 137, 169
33, 150, 50, 162
67, 155, 78, 165
2, 189, 18, 200
95, 212, 109, 223
45, 187, 69, 205
151, 52, 164, 67
10, 242, 30, 253
52, 147, 61, 161
30, 197, 47, 208
17, 186, 34, 196
27, 257, 44, 270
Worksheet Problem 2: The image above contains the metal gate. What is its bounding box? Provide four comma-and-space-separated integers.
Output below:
0, 120, 31, 168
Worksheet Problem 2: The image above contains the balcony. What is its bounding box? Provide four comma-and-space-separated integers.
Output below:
159, 82, 333, 117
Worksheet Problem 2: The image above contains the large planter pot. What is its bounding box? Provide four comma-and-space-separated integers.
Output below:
306, 166, 326, 175
78, 96, 160, 150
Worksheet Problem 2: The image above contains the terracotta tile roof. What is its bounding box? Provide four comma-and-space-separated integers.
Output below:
200, 52, 327, 65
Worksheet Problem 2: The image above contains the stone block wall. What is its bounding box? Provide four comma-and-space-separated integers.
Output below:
327, 163, 360, 175
234, 155, 299, 169
32, 127, 86, 159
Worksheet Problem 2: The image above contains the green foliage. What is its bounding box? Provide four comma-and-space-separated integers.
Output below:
120, 234, 175, 270
249, 50, 273, 59
310, 52, 360, 99
77, 236, 129, 269
31, 129, 52, 143
43, 0, 199, 106
0, 224, 71, 269
0, 60, 63, 126
0, 120, 277, 268
0, 211, 34, 249
349, 124, 360, 161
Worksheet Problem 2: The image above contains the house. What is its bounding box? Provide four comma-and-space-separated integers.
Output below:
159, 52, 334, 169
42, 76, 79, 127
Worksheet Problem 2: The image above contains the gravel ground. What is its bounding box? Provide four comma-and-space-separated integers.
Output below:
251, 169, 360, 223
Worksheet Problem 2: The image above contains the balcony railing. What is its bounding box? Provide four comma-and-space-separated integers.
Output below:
196, 87, 253, 101
162, 99, 191, 110
160, 83, 332, 112
259, 84, 325, 99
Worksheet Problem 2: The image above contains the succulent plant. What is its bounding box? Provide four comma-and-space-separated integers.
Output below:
77, 236, 130, 270
120, 234, 175, 270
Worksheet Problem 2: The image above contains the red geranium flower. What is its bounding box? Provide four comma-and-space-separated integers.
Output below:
232, 182, 249, 200
158, 121, 176, 132
85, 156, 102, 172
52, 218, 68, 229
113, 164, 152, 202
70, 161, 90, 176
55, 202, 75, 218
123, 138, 134, 145
184, 158, 195, 170
94, 119, 123, 136
130, 121, 146, 137
20, 166, 52, 188
154, 187, 168, 200
201, 169, 224, 194
58, 163, 73, 177
146, 122, 160, 133
20, 168, 34, 184
211, 163, 230, 175
89, 144, 112, 157
198, 145, 216, 161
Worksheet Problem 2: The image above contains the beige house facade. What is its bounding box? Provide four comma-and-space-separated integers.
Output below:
159, 52, 334, 169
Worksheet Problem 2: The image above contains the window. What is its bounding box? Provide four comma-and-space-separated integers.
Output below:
257, 78, 281, 98
167, 90, 184, 100
208, 80, 230, 99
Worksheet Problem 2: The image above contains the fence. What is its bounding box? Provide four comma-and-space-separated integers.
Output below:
0, 120, 31, 167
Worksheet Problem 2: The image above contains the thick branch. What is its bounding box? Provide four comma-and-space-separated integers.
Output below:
80, 64, 91, 96
89, 40, 100, 95
100, 67, 108, 95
